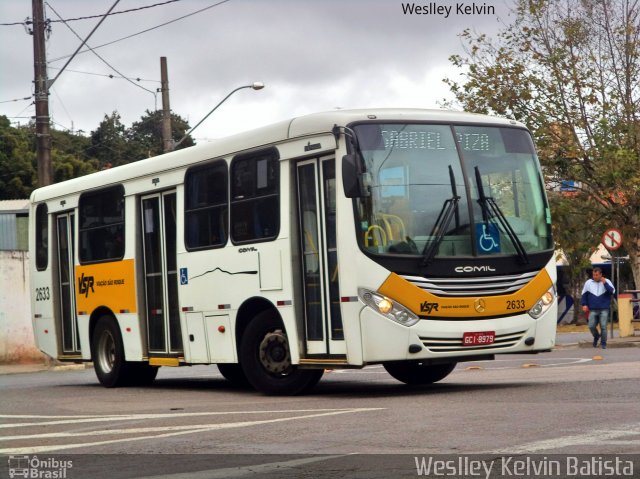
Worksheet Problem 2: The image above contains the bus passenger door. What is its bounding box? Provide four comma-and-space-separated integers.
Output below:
296, 158, 345, 356
141, 191, 182, 356
56, 212, 80, 356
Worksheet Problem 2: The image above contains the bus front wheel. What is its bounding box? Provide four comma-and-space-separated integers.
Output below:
239, 311, 323, 395
217, 363, 251, 388
383, 361, 457, 385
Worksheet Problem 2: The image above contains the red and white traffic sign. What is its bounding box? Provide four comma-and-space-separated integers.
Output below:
602, 228, 623, 251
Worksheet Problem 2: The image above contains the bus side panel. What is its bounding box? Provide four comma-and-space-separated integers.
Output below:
30, 272, 59, 359
77, 312, 91, 361
29, 213, 59, 359
117, 313, 145, 361
177, 238, 300, 364
75, 259, 145, 361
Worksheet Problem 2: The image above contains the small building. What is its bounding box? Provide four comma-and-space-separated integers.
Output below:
0, 199, 43, 363
0, 199, 29, 251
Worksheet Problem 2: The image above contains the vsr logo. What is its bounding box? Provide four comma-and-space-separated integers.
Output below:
420, 302, 439, 314
78, 273, 95, 297
454, 265, 496, 273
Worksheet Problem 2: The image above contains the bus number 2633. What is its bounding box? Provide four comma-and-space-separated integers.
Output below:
35, 287, 51, 301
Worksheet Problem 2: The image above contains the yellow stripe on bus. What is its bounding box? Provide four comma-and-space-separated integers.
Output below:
378, 269, 553, 318
75, 259, 137, 315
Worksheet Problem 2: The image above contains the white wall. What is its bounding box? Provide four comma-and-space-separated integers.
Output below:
0, 251, 45, 363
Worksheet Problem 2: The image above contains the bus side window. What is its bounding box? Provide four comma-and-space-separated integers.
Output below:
78, 185, 125, 264
230, 149, 280, 244
35, 203, 48, 270
184, 160, 228, 250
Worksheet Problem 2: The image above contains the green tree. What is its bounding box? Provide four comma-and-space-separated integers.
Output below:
88, 112, 130, 168
51, 128, 99, 182
445, 0, 640, 289
549, 193, 601, 322
127, 109, 194, 161
0, 116, 37, 199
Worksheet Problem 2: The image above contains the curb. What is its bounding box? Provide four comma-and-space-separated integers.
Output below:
577, 339, 640, 349
0, 362, 90, 375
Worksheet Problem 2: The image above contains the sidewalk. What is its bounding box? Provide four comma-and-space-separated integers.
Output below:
0, 361, 88, 375
555, 324, 640, 349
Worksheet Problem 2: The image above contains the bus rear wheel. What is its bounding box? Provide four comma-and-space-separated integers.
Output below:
130, 363, 159, 386
240, 311, 323, 395
92, 315, 133, 388
383, 361, 457, 385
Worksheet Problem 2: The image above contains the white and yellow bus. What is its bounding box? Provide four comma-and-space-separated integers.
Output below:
29, 109, 557, 395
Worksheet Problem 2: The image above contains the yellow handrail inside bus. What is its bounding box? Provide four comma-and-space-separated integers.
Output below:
379, 213, 406, 241
365, 225, 387, 248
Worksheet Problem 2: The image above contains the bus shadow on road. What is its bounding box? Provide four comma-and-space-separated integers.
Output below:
307, 380, 534, 398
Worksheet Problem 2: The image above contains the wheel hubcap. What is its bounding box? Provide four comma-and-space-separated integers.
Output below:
258, 329, 291, 375
97, 330, 115, 374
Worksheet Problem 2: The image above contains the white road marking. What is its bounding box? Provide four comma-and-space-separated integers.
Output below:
0, 408, 374, 428
0, 407, 385, 455
490, 423, 640, 454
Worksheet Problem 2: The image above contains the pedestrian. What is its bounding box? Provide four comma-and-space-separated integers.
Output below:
580, 267, 615, 349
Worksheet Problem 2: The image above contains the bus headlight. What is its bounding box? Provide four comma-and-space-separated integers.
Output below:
528, 286, 556, 319
358, 288, 419, 327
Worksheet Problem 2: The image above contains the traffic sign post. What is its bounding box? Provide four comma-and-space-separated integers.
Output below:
602, 228, 623, 251
602, 228, 623, 339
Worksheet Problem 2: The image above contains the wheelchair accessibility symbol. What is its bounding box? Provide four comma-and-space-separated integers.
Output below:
476, 223, 501, 254
180, 268, 188, 285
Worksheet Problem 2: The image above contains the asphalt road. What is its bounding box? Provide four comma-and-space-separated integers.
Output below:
2, 346, 639, 478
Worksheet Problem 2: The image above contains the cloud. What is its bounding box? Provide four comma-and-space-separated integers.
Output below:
0, 0, 511, 138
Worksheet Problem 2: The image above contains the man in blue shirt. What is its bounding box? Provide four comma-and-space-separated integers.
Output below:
581, 267, 616, 348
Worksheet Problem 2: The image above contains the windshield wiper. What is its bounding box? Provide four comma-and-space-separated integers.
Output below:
474, 166, 529, 264
422, 165, 460, 266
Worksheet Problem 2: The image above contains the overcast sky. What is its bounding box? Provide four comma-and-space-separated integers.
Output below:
0, 0, 512, 142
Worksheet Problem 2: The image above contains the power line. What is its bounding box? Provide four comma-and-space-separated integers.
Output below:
48, 66, 160, 83
0, 0, 182, 26
47, 0, 122, 90
0, 96, 32, 104
48, 0, 232, 64
46, 1, 157, 102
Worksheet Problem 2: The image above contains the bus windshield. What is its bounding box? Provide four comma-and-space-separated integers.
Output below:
353, 123, 553, 259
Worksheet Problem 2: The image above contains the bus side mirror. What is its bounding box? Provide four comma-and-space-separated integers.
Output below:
342, 154, 368, 198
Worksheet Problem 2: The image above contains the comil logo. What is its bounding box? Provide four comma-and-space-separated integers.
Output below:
454, 265, 496, 273
78, 273, 95, 297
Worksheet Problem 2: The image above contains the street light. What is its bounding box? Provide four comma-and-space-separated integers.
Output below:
172, 82, 265, 150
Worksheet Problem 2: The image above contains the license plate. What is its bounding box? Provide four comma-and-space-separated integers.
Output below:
462, 331, 495, 346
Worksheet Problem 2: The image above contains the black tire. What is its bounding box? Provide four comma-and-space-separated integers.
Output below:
383, 361, 457, 385
91, 315, 134, 387
240, 310, 323, 395
129, 363, 159, 386
217, 363, 251, 388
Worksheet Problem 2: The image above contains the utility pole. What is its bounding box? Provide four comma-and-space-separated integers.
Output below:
160, 57, 172, 152
32, 0, 52, 186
